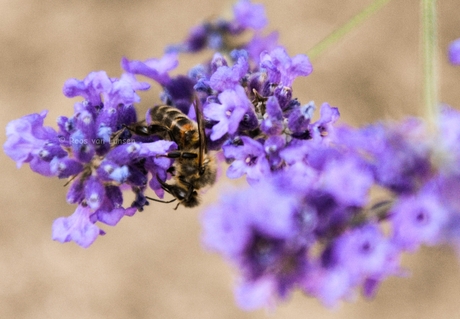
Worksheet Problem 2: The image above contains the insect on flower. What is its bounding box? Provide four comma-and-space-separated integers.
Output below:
120, 97, 217, 209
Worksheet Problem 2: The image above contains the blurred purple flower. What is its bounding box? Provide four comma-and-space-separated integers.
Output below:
246, 31, 279, 64
233, 0, 267, 30
202, 182, 305, 308
390, 191, 448, 252
448, 38, 460, 65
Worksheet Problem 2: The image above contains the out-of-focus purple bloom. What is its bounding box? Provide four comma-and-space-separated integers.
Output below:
334, 224, 398, 281
182, 25, 208, 52
202, 182, 306, 307
246, 31, 279, 64
302, 265, 353, 308
338, 118, 432, 194
204, 86, 252, 140
235, 277, 278, 310
435, 105, 460, 175
390, 191, 448, 252
448, 38, 460, 65
320, 156, 373, 207
233, 0, 267, 30
121, 53, 178, 86
223, 136, 270, 184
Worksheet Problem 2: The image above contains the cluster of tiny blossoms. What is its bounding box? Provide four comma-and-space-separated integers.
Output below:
4, 0, 460, 310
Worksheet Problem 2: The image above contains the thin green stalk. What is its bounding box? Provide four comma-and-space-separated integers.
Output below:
422, 0, 439, 128
307, 0, 392, 60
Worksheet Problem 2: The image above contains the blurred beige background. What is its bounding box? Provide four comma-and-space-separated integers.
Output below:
1, 0, 460, 318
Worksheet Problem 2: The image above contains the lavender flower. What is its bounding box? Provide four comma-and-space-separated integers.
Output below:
204, 86, 252, 140
209, 53, 249, 91
245, 31, 279, 64
5, 68, 177, 247
260, 47, 313, 87
448, 38, 460, 65
390, 190, 448, 252
202, 182, 306, 309
5, 0, 460, 311
121, 53, 178, 86
4, 110, 60, 176
233, 0, 267, 30
223, 136, 271, 184
52, 204, 104, 248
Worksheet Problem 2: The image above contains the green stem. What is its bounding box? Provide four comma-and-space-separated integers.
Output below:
307, 0, 392, 60
422, 0, 439, 127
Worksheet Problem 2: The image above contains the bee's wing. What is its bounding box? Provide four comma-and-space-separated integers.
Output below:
193, 96, 207, 171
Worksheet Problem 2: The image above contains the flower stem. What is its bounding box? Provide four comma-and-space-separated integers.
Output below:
422, 0, 438, 128
306, 0, 392, 60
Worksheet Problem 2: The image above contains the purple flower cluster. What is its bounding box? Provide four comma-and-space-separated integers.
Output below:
4, 0, 460, 310
5, 71, 177, 247
4, 0, 284, 248
202, 106, 460, 308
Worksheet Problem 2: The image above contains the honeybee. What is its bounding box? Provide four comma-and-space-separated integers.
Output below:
125, 97, 217, 209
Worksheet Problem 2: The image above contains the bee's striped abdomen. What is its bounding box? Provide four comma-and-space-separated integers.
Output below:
148, 105, 199, 149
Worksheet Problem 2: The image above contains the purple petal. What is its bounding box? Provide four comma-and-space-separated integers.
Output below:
121, 53, 178, 85
84, 176, 106, 210
227, 161, 247, 179
97, 207, 125, 226
139, 140, 177, 157
50, 157, 83, 178
4, 110, 57, 168
52, 205, 101, 248
290, 54, 313, 77
235, 278, 276, 310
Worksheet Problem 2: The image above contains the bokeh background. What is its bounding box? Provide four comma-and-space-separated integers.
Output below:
1, 0, 460, 318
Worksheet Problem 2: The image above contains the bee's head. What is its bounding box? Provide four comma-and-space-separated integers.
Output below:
178, 190, 200, 208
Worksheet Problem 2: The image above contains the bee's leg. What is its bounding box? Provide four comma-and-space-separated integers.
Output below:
156, 175, 173, 193
159, 151, 197, 159
145, 196, 177, 204
167, 166, 176, 176
122, 122, 148, 136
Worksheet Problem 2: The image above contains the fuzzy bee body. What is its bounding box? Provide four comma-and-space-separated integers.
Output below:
139, 101, 217, 208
